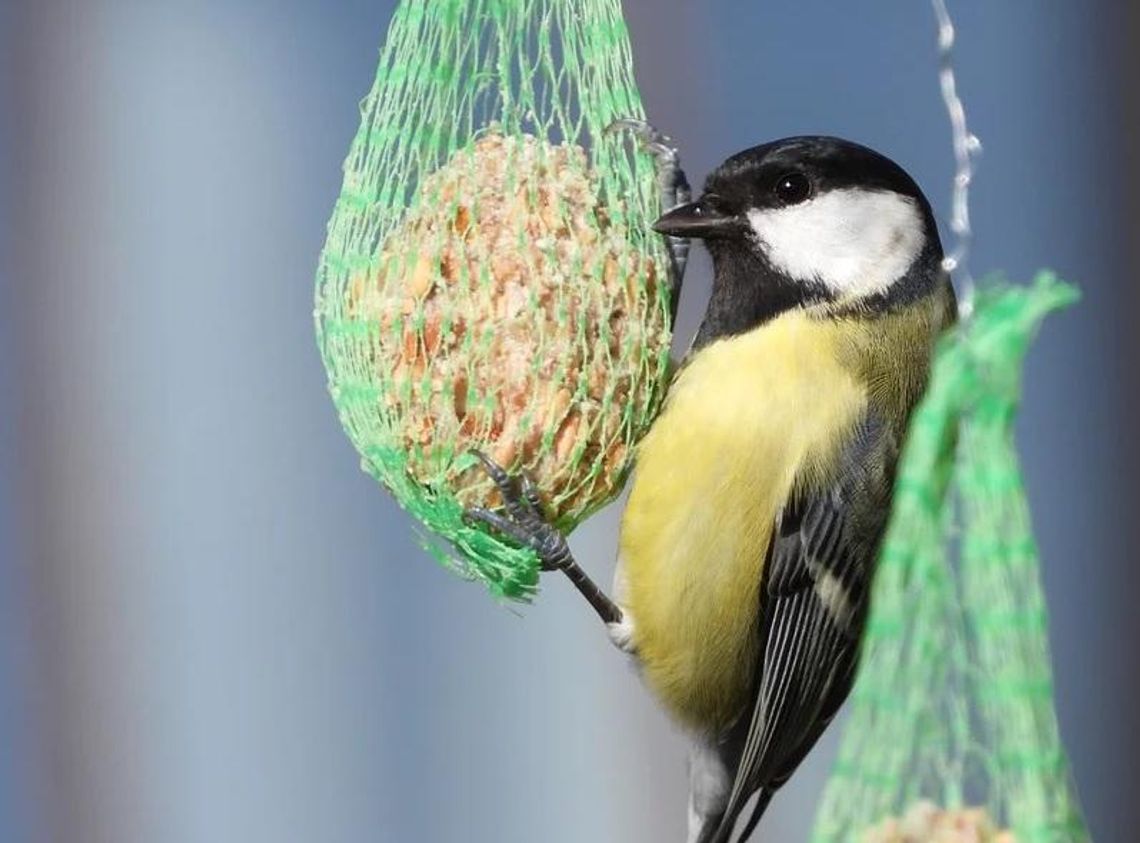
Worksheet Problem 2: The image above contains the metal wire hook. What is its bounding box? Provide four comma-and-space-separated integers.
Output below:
931, 0, 983, 320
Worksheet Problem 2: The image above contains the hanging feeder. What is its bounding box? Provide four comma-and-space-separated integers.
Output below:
315, 0, 672, 600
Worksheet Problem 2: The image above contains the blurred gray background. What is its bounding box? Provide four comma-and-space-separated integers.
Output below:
2, 1, 1137, 841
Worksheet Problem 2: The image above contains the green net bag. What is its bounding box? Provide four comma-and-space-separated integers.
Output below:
810, 273, 1090, 843
315, 0, 672, 600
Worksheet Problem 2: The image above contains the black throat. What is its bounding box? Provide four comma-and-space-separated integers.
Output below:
690, 242, 828, 352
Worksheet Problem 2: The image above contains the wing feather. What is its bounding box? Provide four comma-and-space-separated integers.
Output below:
707, 415, 896, 843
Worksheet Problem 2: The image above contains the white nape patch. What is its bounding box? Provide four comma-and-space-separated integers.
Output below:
747, 188, 925, 298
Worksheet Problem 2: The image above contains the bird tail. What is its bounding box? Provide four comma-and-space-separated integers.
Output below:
733, 788, 773, 842
698, 788, 774, 843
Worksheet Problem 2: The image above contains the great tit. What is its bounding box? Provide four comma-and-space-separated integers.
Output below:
469, 129, 956, 843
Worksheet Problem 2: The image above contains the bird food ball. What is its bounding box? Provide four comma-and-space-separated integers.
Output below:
861, 802, 1017, 843
342, 132, 670, 526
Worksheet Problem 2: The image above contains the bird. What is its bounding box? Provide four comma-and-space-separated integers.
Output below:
467, 129, 956, 843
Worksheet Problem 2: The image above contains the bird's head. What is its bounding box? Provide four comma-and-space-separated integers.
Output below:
654, 136, 946, 344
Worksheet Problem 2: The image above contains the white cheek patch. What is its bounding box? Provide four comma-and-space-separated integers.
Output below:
746, 188, 926, 298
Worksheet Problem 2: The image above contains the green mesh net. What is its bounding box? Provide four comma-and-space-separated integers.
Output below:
315, 0, 671, 600
810, 272, 1089, 843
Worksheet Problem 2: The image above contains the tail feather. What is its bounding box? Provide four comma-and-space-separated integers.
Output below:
733, 789, 773, 842
697, 788, 774, 843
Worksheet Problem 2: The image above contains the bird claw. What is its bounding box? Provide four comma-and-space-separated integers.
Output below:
605, 118, 681, 166
606, 117, 692, 320
605, 118, 689, 196
464, 451, 572, 572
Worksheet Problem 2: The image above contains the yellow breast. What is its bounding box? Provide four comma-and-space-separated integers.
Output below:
618, 310, 867, 732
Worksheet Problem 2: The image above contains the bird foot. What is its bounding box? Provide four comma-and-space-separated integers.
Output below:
606, 118, 692, 317
464, 451, 572, 573
465, 458, 623, 624
606, 117, 692, 212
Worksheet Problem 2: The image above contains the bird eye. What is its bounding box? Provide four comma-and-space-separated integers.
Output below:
773, 172, 811, 206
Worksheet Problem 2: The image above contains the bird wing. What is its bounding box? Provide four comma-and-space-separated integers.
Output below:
709, 414, 897, 843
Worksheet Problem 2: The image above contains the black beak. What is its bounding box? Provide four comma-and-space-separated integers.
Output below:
652, 198, 744, 239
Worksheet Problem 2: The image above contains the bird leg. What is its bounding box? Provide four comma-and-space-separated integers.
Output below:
606, 118, 692, 322
465, 452, 623, 626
